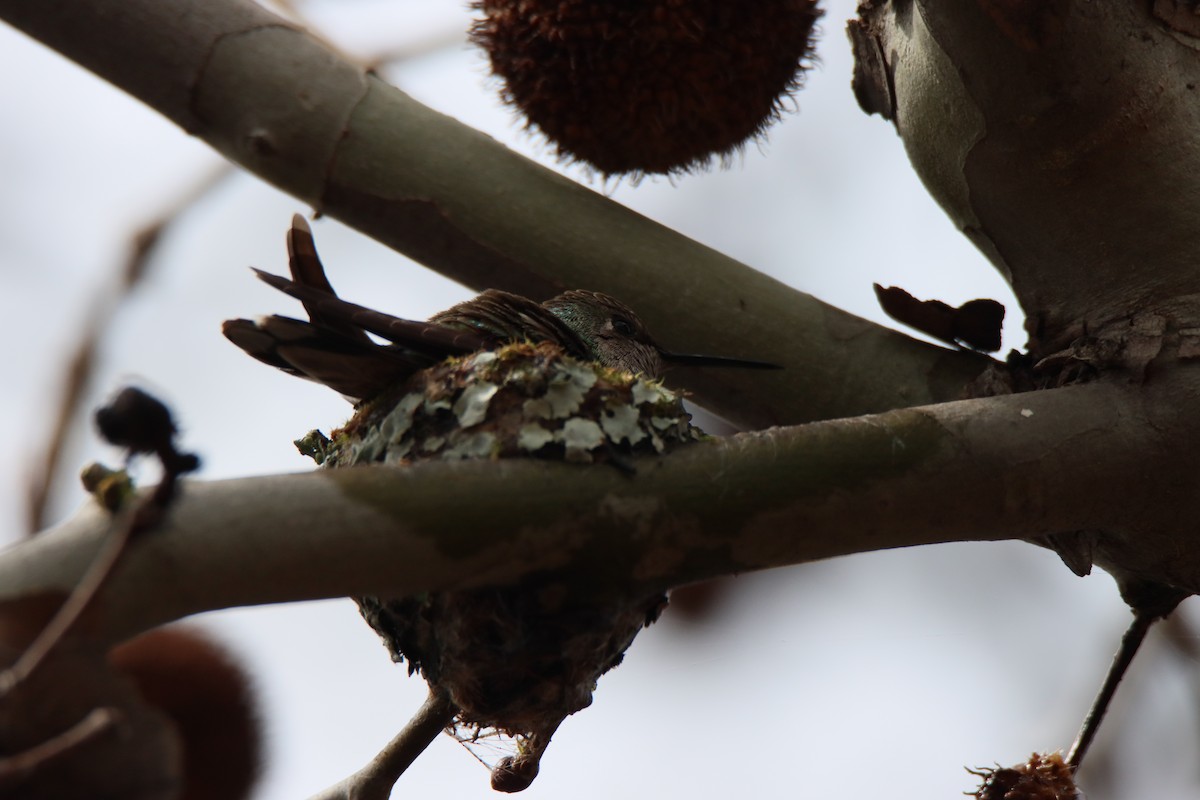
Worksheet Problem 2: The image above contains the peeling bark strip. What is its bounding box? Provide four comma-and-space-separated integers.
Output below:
0, 0, 992, 429
6, 373, 1200, 647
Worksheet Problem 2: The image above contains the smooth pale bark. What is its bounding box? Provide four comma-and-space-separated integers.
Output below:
6, 374, 1200, 646
1, 0, 1198, 621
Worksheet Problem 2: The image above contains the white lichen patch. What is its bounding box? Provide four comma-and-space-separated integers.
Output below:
471, 351, 498, 368
423, 396, 453, 414
453, 382, 499, 428
632, 380, 673, 407
379, 392, 423, 443
519, 423, 555, 452
649, 415, 678, 431
505, 365, 543, 389
600, 404, 647, 446
350, 436, 385, 465
544, 365, 597, 417
561, 418, 605, 462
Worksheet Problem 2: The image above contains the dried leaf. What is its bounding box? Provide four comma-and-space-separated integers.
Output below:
873, 284, 1005, 352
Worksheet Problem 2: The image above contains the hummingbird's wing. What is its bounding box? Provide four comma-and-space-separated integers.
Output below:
431, 290, 594, 362
284, 214, 372, 344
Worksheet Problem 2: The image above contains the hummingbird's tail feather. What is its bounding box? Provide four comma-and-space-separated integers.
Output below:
225, 216, 520, 402
284, 214, 372, 344
223, 315, 431, 401
251, 268, 492, 356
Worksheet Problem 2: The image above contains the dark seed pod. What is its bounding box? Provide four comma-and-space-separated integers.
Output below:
110, 627, 263, 800
94, 387, 200, 473
968, 752, 1077, 800
94, 387, 177, 457
471, 0, 822, 175
490, 754, 539, 793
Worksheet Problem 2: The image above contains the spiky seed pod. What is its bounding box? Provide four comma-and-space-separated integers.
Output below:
471, 0, 823, 175
308, 341, 699, 790
968, 752, 1078, 800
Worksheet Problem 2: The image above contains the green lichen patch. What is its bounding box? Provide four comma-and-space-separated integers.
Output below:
293, 429, 333, 465
79, 462, 136, 512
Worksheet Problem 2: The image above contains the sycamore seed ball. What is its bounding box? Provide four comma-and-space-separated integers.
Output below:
472, 0, 823, 176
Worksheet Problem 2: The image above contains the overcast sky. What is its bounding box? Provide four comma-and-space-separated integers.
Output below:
1, 1, 1196, 798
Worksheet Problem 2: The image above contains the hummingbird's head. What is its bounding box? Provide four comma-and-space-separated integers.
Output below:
544, 291, 665, 379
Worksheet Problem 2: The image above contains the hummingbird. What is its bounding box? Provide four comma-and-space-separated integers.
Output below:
222, 216, 776, 403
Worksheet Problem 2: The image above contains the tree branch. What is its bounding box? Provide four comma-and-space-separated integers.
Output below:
0, 0, 992, 430
306, 688, 457, 800
6, 376, 1196, 646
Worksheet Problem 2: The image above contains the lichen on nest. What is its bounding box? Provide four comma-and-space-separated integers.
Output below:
317, 340, 703, 469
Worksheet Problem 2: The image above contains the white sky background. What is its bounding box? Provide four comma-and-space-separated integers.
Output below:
1, 1, 1199, 798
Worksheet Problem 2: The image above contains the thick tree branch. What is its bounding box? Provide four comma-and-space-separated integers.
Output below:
0, 0, 992, 430
6, 375, 1198, 646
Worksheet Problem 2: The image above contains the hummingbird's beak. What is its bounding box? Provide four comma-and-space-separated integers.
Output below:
658, 351, 782, 370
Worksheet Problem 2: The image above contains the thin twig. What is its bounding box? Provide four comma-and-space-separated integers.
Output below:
24, 301, 99, 536
24, 164, 230, 535
3, 389, 198, 696
0, 707, 121, 789
0, 507, 139, 694
1066, 610, 1158, 771
307, 688, 458, 800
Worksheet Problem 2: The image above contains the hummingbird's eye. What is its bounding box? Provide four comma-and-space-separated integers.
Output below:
611, 316, 636, 337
